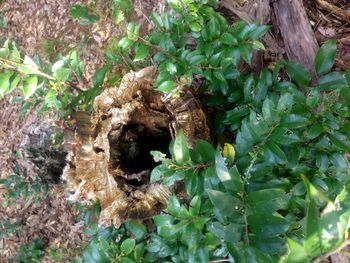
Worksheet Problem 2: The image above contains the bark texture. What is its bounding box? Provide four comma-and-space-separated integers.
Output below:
273, 0, 319, 79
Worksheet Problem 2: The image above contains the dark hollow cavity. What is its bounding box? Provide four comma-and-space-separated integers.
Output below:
108, 124, 171, 177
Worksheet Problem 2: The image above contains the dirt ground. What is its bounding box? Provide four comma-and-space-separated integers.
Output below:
0, 0, 161, 261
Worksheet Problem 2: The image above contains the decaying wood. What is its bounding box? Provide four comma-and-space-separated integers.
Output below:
220, 0, 270, 24
273, 0, 319, 79
315, 0, 350, 22
63, 67, 209, 226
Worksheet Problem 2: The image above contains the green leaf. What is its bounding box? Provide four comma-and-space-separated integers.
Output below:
246, 189, 289, 214
189, 22, 201, 32
270, 128, 300, 145
112, 9, 125, 24
281, 238, 309, 263
208, 18, 220, 39
248, 213, 289, 237
318, 72, 346, 90
118, 37, 134, 50
215, 151, 242, 193
0, 71, 13, 96
5, 73, 20, 95
239, 45, 253, 64
280, 114, 309, 129
83, 240, 109, 263
53, 67, 71, 82
220, 32, 237, 45
262, 98, 277, 124
70, 5, 99, 25
197, 247, 209, 262
150, 12, 163, 28
9, 43, 21, 63
22, 76, 38, 99
189, 195, 201, 216
153, 215, 174, 227
157, 80, 176, 93
264, 142, 288, 164
285, 60, 311, 86
134, 43, 150, 61
315, 39, 336, 76
127, 22, 140, 40
252, 40, 265, 50
167, 195, 181, 216
207, 189, 243, 218
0, 40, 9, 58
166, 62, 177, 74
126, 220, 146, 240
302, 178, 322, 258
208, 222, 243, 243
44, 89, 58, 107
194, 140, 216, 162
224, 106, 250, 124
173, 130, 190, 165
248, 25, 270, 40
277, 93, 294, 112
114, 0, 132, 11
93, 65, 110, 87
121, 238, 136, 255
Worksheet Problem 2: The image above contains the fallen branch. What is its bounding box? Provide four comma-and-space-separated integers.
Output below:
315, 0, 350, 22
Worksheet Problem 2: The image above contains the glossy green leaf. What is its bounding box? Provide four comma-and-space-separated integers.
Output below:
134, 43, 150, 61
53, 67, 71, 82
189, 21, 201, 32
158, 80, 176, 93
167, 195, 181, 216
264, 142, 288, 164
173, 130, 190, 165
249, 213, 289, 237
121, 238, 136, 255
194, 140, 216, 162
315, 39, 336, 76
215, 151, 242, 193
9, 43, 21, 63
285, 60, 311, 86
0, 71, 13, 96
318, 72, 346, 90
93, 65, 109, 87
246, 188, 289, 214
281, 238, 309, 263
150, 12, 163, 28
270, 128, 300, 145
118, 37, 134, 50
280, 114, 309, 129
22, 76, 38, 99
126, 220, 146, 240
303, 177, 322, 258
207, 189, 243, 218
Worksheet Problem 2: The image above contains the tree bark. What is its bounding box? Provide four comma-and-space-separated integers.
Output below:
272, 0, 319, 80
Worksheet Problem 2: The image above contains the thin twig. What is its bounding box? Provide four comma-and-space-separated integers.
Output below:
315, 0, 350, 22
0, 57, 55, 80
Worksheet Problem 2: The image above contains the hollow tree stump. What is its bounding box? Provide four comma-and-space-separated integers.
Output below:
63, 67, 210, 226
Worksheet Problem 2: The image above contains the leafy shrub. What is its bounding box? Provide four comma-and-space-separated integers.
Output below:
14, 239, 46, 263
0, 39, 109, 117
72, 0, 350, 262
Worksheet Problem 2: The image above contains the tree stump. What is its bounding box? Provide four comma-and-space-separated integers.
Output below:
62, 67, 210, 226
